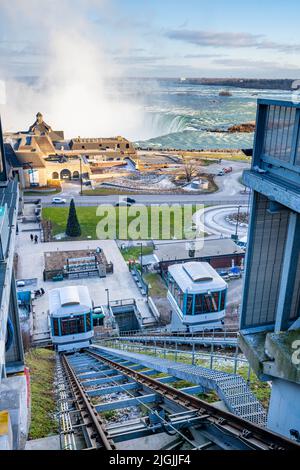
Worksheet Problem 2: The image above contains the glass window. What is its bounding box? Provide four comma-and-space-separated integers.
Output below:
295, 128, 300, 167
203, 294, 213, 313
60, 315, 86, 336
194, 291, 221, 315
186, 295, 193, 315
263, 105, 296, 163
52, 318, 59, 336
86, 313, 91, 331
220, 290, 226, 311
211, 292, 219, 311
194, 294, 202, 314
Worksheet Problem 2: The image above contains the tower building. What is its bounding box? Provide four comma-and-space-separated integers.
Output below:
240, 99, 300, 440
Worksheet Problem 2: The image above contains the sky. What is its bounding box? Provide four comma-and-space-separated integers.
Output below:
0, 0, 300, 79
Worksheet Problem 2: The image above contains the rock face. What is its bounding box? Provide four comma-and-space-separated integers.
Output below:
209, 122, 256, 134
219, 90, 232, 96
227, 122, 256, 133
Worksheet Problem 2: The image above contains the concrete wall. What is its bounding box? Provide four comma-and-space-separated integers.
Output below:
267, 378, 300, 439
0, 374, 29, 449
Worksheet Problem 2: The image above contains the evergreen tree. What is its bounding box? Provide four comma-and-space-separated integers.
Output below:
66, 198, 81, 237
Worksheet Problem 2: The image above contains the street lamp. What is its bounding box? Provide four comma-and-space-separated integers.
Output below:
105, 288, 110, 308
79, 157, 83, 196
139, 242, 143, 276
235, 205, 241, 239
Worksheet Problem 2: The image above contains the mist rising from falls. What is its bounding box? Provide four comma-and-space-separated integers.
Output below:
0, 0, 144, 139
139, 112, 195, 141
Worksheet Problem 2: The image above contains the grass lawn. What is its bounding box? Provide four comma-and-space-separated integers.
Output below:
42, 204, 203, 240
182, 151, 251, 162
120, 245, 154, 262
25, 348, 57, 439
144, 273, 168, 297
24, 188, 61, 196
82, 188, 135, 196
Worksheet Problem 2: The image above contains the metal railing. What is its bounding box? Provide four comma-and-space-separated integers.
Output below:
99, 337, 250, 380
116, 325, 239, 339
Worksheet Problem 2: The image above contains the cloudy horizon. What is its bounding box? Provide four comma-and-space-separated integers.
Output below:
0, 0, 299, 79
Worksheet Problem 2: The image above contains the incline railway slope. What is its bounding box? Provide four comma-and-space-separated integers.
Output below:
56, 347, 300, 451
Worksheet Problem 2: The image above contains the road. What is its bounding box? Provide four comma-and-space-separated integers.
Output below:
199, 204, 249, 238
26, 160, 251, 207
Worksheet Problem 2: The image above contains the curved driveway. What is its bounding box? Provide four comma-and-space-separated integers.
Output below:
200, 205, 249, 238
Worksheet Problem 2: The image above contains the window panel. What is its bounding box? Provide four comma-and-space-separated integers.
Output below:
186, 295, 193, 315
52, 318, 59, 336
295, 124, 300, 166
193, 292, 221, 314
60, 315, 86, 335
263, 105, 296, 163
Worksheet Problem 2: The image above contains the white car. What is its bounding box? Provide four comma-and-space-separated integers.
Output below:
52, 197, 66, 204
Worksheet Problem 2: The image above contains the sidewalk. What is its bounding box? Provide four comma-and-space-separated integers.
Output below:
15, 222, 156, 336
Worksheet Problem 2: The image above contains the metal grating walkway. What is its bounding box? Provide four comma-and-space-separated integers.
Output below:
113, 334, 238, 347
92, 345, 267, 427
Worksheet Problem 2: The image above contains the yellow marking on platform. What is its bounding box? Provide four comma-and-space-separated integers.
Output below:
0, 410, 9, 435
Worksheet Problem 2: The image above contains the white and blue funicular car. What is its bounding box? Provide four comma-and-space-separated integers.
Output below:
49, 285, 94, 352
167, 261, 227, 332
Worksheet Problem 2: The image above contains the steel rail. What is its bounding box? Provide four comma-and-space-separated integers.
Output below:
86, 348, 300, 451
62, 354, 116, 450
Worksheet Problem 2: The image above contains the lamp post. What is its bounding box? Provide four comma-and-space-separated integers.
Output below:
105, 288, 110, 308
139, 242, 143, 276
79, 157, 83, 196
235, 205, 241, 239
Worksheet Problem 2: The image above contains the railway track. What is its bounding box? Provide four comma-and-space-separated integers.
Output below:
61, 354, 116, 449
59, 349, 300, 451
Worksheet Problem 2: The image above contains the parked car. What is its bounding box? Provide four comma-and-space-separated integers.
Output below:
228, 272, 241, 280
52, 197, 66, 204
219, 271, 230, 281
123, 197, 136, 204
223, 166, 233, 173
217, 170, 225, 176
114, 201, 131, 207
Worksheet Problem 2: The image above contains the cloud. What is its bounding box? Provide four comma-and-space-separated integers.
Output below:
0, 0, 145, 139
113, 55, 167, 65
214, 58, 300, 70
184, 53, 226, 59
166, 29, 300, 53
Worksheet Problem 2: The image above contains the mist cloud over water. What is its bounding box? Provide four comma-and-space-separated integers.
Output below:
0, 0, 144, 139
0, 0, 290, 149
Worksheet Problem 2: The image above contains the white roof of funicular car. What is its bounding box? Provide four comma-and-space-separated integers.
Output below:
49, 285, 92, 317
168, 261, 227, 294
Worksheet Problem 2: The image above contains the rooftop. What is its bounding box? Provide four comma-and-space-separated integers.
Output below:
49, 285, 92, 317
154, 238, 244, 263
3, 144, 22, 168
168, 261, 227, 293
71, 136, 129, 143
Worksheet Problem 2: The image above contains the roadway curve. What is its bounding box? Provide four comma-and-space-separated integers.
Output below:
200, 205, 249, 238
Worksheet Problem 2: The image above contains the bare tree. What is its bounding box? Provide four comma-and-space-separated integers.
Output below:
182, 158, 199, 182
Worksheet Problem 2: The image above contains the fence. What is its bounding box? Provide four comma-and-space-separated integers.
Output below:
101, 337, 252, 381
